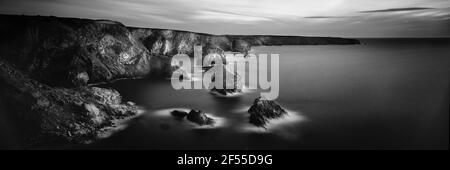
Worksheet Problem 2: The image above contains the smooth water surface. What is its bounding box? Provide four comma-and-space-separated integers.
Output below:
93, 39, 449, 149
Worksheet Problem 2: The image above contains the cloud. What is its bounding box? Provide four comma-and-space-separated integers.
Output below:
191, 10, 272, 23
304, 16, 350, 19
358, 7, 450, 20
360, 7, 434, 13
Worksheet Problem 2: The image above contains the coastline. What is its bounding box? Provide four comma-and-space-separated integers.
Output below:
0, 13, 360, 147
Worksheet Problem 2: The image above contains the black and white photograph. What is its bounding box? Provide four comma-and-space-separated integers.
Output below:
0, 0, 448, 157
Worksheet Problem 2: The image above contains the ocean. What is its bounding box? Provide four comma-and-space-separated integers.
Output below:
93, 38, 449, 149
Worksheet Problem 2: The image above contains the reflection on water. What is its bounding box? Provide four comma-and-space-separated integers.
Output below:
93, 38, 449, 149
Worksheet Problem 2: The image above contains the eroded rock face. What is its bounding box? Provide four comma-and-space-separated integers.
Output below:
248, 97, 287, 127
232, 39, 251, 54
149, 55, 180, 78
0, 60, 140, 146
72, 71, 89, 86
186, 109, 215, 126
0, 15, 152, 87
0, 14, 359, 87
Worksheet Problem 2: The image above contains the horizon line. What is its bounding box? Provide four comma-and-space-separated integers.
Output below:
1, 13, 449, 39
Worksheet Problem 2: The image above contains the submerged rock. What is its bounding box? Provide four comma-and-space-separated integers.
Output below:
186, 109, 215, 126
248, 97, 287, 127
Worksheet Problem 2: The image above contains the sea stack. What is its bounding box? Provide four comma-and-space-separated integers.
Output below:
248, 97, 287, 127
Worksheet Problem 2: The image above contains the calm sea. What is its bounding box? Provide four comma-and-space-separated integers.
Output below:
94, 38, 449, 149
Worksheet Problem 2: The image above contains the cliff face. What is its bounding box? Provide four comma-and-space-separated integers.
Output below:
0, 15, 152, 87
0, 14, 358, 86
129, 28, 255, 57
0, 60, 140, 147
129, 28, 360, 57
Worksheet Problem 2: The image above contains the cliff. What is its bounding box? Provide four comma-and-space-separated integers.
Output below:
0, 14, 359, 147
129, 27, 360, 58
0, 14, 153, 87
0, 14, 359, 86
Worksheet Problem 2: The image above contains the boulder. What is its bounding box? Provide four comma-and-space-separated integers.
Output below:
170, 110, 188, 119
248, 97, 287, 127
186, 109, 215, 126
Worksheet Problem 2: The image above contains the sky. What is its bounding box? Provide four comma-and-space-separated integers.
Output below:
0, 0, 449, 37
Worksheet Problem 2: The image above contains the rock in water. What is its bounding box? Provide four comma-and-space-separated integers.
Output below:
0, 60, 141, 145
72, 71, 89, 86
209, 65, 243, 95
171, 110, 188, 119
248, 97, 287, 127
186, 109, 215, 126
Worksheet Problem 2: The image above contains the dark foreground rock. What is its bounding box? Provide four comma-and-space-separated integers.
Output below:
0, 60, 140, 147
186, 109, 215, 126
0, 14, 359, 147
248, 97, 287, 127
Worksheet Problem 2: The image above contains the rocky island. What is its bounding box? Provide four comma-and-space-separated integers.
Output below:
0, 14, 359, 147
248, 97, 288, 127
